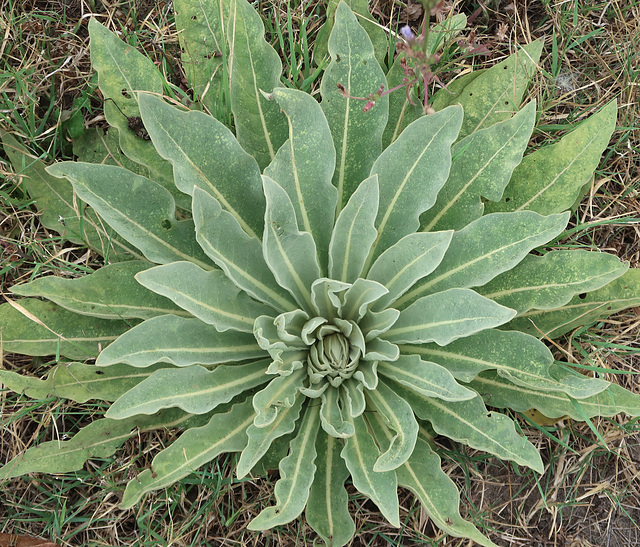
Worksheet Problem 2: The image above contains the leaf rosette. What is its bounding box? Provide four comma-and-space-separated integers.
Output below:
2, 2, 640, 546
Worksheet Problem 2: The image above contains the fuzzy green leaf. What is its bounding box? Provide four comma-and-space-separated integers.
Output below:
486, 100, 618, 214
96, 315, 266, 367
341, 414, 400, 527
407, 329, 609, 399
378, 354, 476, 402
121, 398, 255, 508
365, 379, 419, 472
0, 298, 135, 359
135, 261, 273, 333
505, 268, 640, 338
367, 231, 453, 310
226, 0, 288, 168
262, 176, 322, 311
249, 403, 320, 529
383, 288, 516, 345
192, 186, 297, 312
319, 386, 354, 438
329, 175, 379, 283
306, 433, 355, 547
320, 1, 388, 210
367, 106, 463, 266
421, 101, 537, 232
11, 262, 186, 320
264, 87, 338, 272
399, 211, 570, 305
454, 39, 543, 139
47, 162, 212, 270
252, 369, 306, 428
394, 383, 544, 473
477, 250, 628, 315
138, 93, 265, 239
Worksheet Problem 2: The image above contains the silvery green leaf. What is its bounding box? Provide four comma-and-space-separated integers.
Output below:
319, 387, 354, 438
237, 394, 304, 477
486, 100, 617, 215
358, 308, 400, 340
192, 186, 297, 312
252, 368, 306, 428
407, 329, 609, 399
306, 433, 355, 547
310, 278, 351, 321
378, 354, 476, 402
477, 250, 628, 315
383, 288, 516, 346
365, 379, 418, 471
398, 211, 570, 306
262, 176, 322, 311
105, 360, 269, 418
254, 314, 307, 354
47, 162, 212, 270
340, 278, 388, 322
329, 175, 379, 283
226, 0, 288, 168
421, 101, 537, 232
138, 93, 265, 239
363, 337, 399, 361
135, 261, 272, 333
342, 379, 366, 417
249, 403, 320, 529
320, 1, 388, 210
367, 231, 453, 310
11, 262, 186, 320
120, 398, 255, 509
341, 414, 400, 527
265, 87, 338, 272
96, 315, 265, 367
367, 106, 463, 267
394, 383, 544, 473
353, 359, 379, 390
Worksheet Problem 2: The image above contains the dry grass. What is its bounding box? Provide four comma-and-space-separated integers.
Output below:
1, 0, 639, 545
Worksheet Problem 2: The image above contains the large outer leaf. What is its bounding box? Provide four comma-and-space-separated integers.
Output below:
505, 268, 640, 338
96, 315, 265, 367
262, 176, 322, 311
105, 360, 269, 418
120, 398, 255, 509
138, 93, 265, 239
342, 414, 400, 527
11, 262, 186, 320
407, 329, 609, 399
421, 101, 536, 232
249, 403, 320, 529
135, 261, 273, 333
306, 433, 355, 547
486, 100, 617, 214
383, 288, 516, 346
174, 0, 228, 117
477, 250, 628, 315
367, 231, 453, 310
365, 379, 419, 472
0, 409, 193, 480
47, 162, 212, 270
393, 382, 544, 473
264, 87, 338, 272
378, 354, 476, 402
2, 133, 141, 261
399, 211, 569, 306
329, 175, 379, 283
88, 19, 179, 200
471, 371, 640, 420
226, 0, 288, 168
454, 39, 543, 139
320, 1, 388, 210
366, 106, 463, 266
0, 299, 135, 359
0, 362, 168, 403
236, 395, 304, 477
192, 186, 297, 312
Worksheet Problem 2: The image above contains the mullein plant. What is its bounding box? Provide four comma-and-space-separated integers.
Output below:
2, 1, 640, 545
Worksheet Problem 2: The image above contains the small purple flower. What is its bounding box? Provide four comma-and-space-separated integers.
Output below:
400, 25, 416, 40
